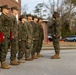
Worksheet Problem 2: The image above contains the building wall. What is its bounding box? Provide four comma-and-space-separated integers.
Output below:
0, 0, 21, 17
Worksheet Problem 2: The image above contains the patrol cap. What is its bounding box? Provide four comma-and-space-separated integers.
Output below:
38, 17, 43, 20
1, 5, 10, 10
19, 15, 27, 21
32, 15, 38, 20
11, 6, 19, 11
26, 14, 32, 17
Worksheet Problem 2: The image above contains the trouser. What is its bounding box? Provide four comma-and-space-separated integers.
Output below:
10, 38, 18, 61
18, 40, 26, 59
25, 39, 33, 58
36, 40, 43, 54
0, 44, 1, 61
0, 38, 9, 62
53, 38, 60, 54
31, 40, 39, 56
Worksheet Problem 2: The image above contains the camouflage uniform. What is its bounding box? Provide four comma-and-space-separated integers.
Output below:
25, 21, 33, 58
18, 22, 27, 59
31, 21, 40, 56
0, 16, 2, 61
50, 19, 61, 54
10, 15, 19, 61
0, 13, 11, 62
36, 23, 44, 54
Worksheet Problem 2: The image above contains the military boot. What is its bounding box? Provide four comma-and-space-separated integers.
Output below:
32, 55, 39, 59
10, 60, 20, 65
37, 53, 44, 57
18, 59, 25, 63
1, 62, 11, 69
25, 57, 33, 61
51, 53, 60, 59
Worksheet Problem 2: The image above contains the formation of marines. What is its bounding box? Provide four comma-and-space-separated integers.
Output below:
0, 5, 44, 69
0, 5, 61, 69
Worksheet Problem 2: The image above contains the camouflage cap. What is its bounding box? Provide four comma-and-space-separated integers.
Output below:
38, 17, 43, 20
26, 14, 32, 17
33, 15, 38, 18
11, 6, 19, 11
19, 15, 27, 21
1, 5, 10, 10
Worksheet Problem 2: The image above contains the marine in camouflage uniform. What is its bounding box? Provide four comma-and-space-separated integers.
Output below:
36, 18, 44, 57
31, 16, 40, 59
18, 15, 27, 63
0, 5, 11, 69
0, 6, 1, 61
25, 14, 33, 60
49, 12, 61, 59
10, 6, 19, 65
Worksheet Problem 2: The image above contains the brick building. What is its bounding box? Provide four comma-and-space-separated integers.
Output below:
0, 0, 21, 20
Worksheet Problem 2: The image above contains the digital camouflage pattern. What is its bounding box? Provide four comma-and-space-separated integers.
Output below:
10, 15, 19, 61
18, 22, 27, 59
24, 21, 33, 58
36, 23, 44, 54
0, 13, 11, 62
49, 19, 61, 37
31, 21, 40, 56
49, 18, 61, 54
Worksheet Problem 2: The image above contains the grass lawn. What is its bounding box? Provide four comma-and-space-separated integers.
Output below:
43, 41, 76, 47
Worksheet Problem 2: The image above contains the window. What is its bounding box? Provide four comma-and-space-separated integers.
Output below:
16, 0, 18, 2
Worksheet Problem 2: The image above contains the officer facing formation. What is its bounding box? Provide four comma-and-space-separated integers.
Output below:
0, 5, 11, 69
49, 12, 61, 59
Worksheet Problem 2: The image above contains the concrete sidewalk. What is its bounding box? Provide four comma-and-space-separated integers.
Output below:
0, 50, 76, 75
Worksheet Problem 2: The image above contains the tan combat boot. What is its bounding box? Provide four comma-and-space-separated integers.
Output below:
10, 60, 20, 65
18, 59, 25, 63
32, 55, 39, 59
25, 57, 33, 61
51, 53, 60, 59
37, 53, 44, 57
1, 62, 11, 69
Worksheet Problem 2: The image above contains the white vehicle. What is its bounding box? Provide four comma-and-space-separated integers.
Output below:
65, 35, 76, 42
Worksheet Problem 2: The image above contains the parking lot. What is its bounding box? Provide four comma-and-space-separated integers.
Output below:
0, 50, 76, 75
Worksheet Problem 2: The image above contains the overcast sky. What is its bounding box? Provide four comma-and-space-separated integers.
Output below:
21, 0, 48, 13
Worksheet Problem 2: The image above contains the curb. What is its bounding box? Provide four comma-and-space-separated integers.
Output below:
42, 47, 76, 50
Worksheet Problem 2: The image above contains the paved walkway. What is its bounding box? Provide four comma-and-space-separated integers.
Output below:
0, 50, 76, 75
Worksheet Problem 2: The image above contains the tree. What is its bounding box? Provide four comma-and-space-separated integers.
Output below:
21, 4, 28, 15
64, 0, 76, 30
33, 3, 43, 17
33, 3, 48, 18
